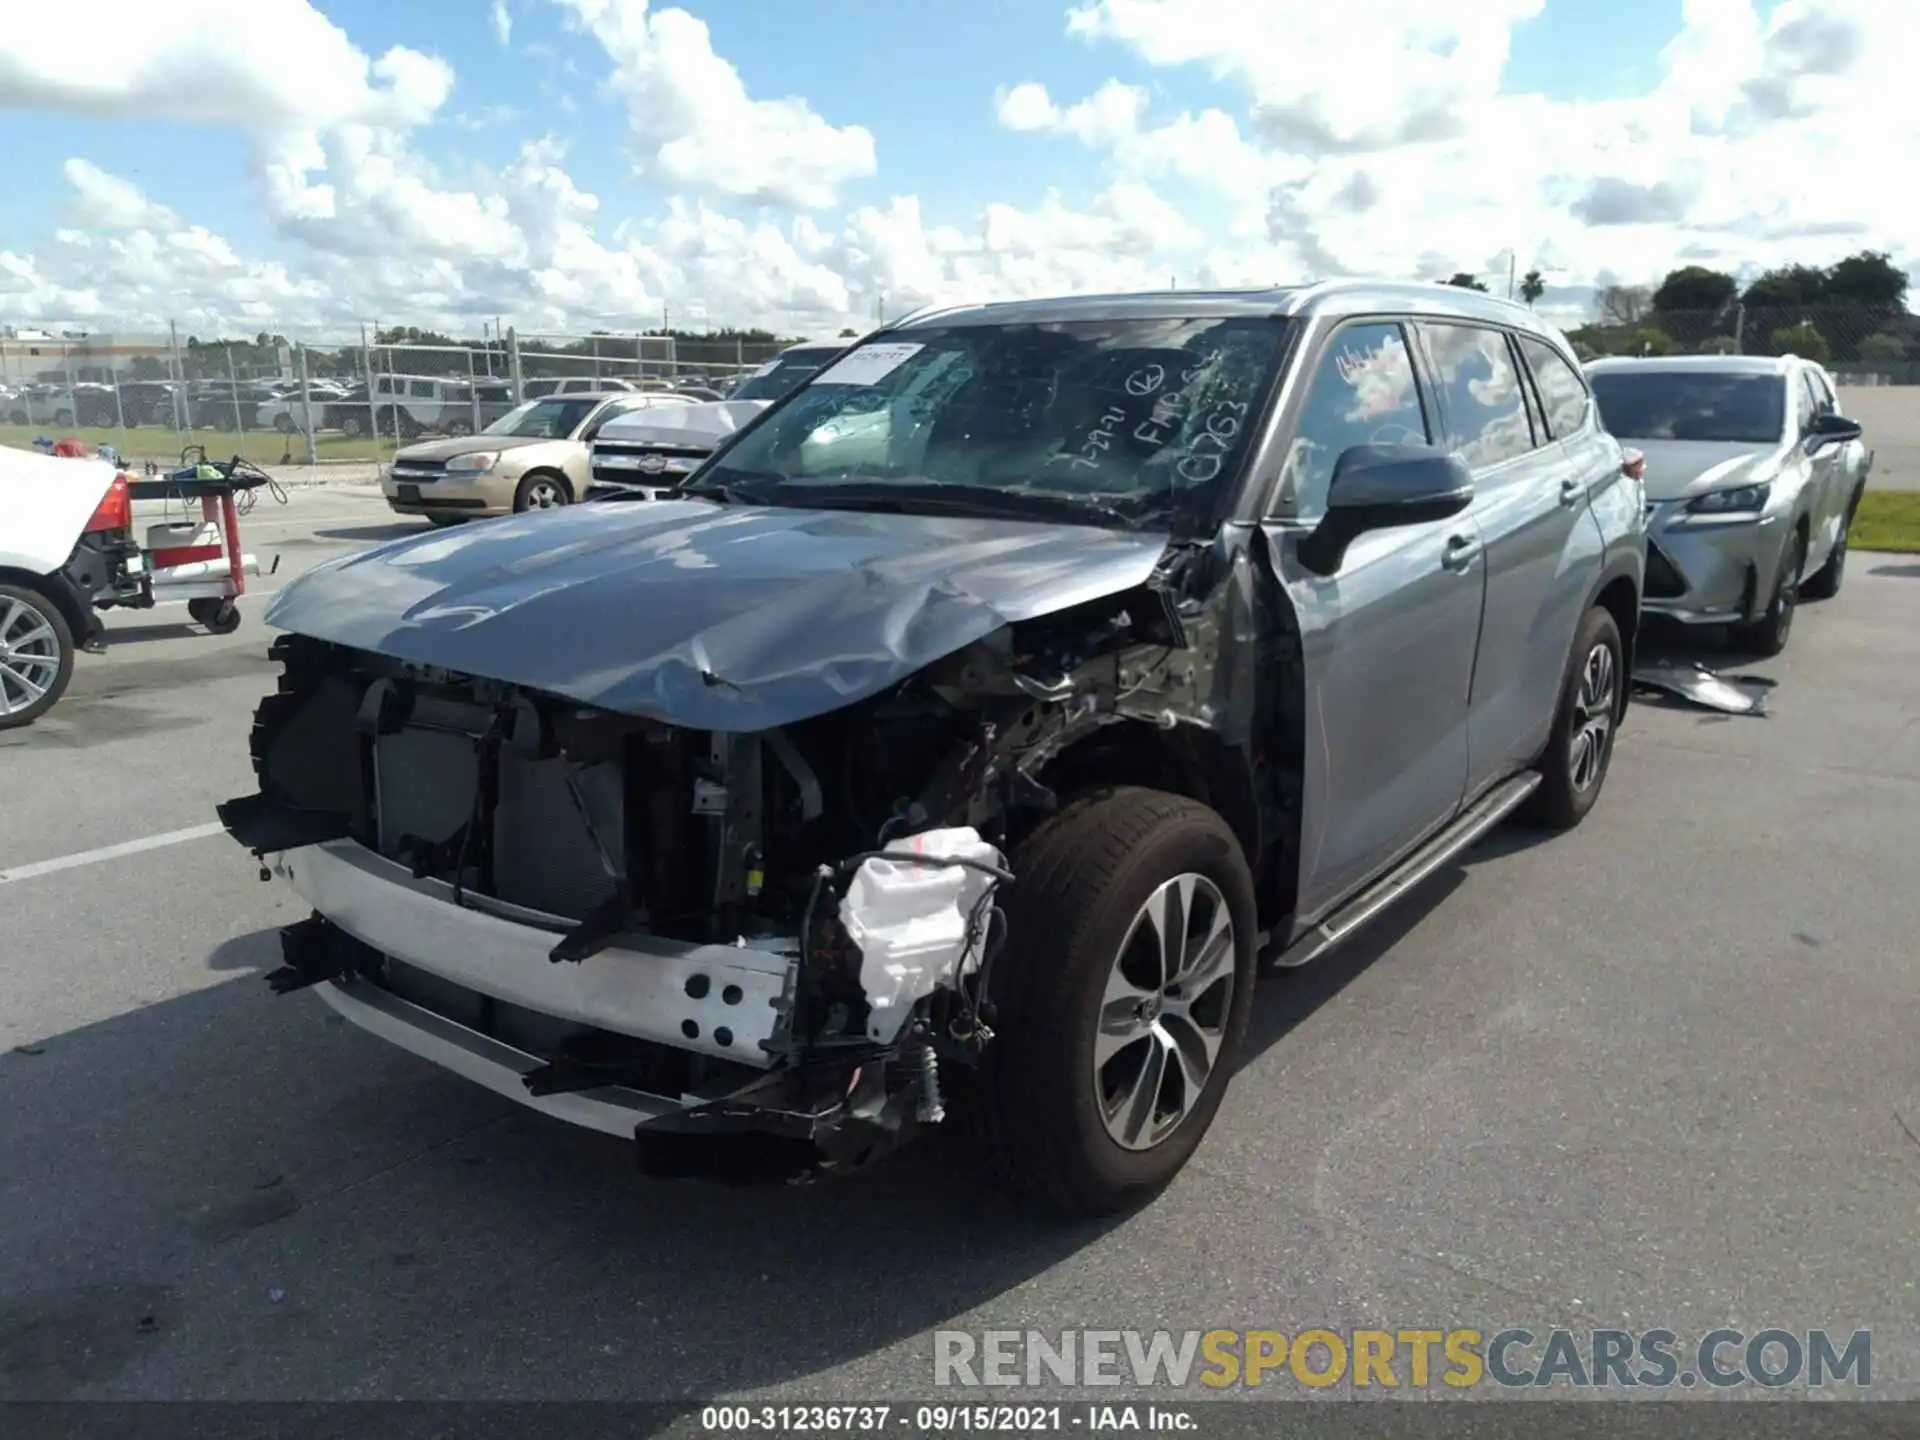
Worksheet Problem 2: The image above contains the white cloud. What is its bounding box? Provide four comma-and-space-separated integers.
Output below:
62, 159, 181, 231
0, 0, 453, 130
553, 0, 877, 209
490, 0, 513, 47
2, 0, 1915, 343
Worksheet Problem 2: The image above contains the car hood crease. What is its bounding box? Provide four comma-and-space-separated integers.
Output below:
264, 500, 1172, 731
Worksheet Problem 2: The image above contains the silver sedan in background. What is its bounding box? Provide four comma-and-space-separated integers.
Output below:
1586, 354, 1870, 655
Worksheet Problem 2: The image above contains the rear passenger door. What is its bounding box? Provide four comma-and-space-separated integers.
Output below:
1266, 320, 1486, 923
1415, 322, 1600, 797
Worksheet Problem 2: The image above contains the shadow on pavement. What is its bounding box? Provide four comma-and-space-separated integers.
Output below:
1865, 560, 1920, 579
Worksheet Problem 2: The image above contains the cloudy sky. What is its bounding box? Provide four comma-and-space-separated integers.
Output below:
0, 0, 1909, 341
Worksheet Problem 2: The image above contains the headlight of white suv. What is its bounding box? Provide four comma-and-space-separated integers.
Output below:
445, 451, 500, 473
1686, 482, 1770, 515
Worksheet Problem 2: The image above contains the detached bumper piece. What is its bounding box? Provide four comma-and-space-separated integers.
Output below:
266, 914, 382, 994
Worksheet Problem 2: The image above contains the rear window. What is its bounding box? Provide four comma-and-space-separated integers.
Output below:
1589, 371, 1785, 445
733, 349, 842, 402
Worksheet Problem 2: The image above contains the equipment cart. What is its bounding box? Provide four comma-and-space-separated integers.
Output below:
122, 452, 282, 634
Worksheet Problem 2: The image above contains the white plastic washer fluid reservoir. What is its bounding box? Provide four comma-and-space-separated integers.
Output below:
837, 826, 1005, 1045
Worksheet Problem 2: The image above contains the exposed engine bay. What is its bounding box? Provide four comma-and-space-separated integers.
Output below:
218, 539, 1299, 1183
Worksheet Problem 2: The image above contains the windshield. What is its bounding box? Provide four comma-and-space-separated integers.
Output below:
483, 397, 600, 439
732, 349, 842, 402
701, 318, 1290, 530
1590, 371, 1785, 445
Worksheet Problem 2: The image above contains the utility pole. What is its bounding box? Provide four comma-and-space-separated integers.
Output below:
1507, 252, 1517, 301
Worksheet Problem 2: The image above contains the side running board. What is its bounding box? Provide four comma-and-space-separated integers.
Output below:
1267, 771, 1542, 970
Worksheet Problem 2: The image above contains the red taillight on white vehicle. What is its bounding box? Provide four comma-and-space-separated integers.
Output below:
84, 473, 132, 534
1621, 449, 1646, 481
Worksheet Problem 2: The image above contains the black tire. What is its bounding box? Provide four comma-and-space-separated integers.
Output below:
340, 412, 367, 438
1800, 494, 1858, 601
0, 582, 76, 729
513, 470, 572, 512
956, 787, 1258, 1217
53, 409, 74, 428
187, 597, 242, 634
273, 414, 297, 435
6, 410, 27, 426
1522, 605, 1624, 831
426, 515, 465, 528
1732, 528, 1806, 657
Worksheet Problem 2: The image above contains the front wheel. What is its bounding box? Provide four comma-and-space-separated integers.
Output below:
1732, 529, 1805, 657
1523, 604, 1623, 830
957, 787, 1257, 1217
0, 583, 76, 729
1800, 499, 1857, 601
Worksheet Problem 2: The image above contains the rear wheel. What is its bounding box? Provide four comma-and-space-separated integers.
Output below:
0, 584, 76, 729
53, 408, 74, 428
1732, 529, 1805, 657
340, 412, 367, 438
427, 515, 465, 528
957, 787, 1257, 1216
1523, 605, 1623, 830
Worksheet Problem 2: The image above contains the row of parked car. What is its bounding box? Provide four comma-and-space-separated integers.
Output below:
0, 370, 748, 437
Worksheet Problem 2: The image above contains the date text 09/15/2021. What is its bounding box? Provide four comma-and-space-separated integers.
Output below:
700, 1405, 1192, 1433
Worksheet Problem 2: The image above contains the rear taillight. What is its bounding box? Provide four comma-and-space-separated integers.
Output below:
84, 473, 132, 534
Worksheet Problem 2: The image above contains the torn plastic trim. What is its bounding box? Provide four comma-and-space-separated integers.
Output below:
1631, 659, 1774, 716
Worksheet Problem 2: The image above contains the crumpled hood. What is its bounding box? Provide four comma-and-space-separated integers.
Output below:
1632, 439, 1782, 503
265, 500, 1172, 731
0, 445, 117, 574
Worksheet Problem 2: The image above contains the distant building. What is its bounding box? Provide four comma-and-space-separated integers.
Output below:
0, 329, 173, 384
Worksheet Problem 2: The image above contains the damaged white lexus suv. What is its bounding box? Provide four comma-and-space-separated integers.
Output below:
220, 283, 1645, 1215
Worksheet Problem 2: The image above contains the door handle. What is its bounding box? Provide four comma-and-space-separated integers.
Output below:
1441, 533, 1478, 571
1559, 477, 1584, 507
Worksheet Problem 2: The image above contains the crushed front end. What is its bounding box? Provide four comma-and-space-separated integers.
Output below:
218, 594, 1200, 1182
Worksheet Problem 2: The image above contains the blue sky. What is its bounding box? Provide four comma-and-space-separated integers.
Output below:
6, 0, 1682, 256
0, 0, 1902, 335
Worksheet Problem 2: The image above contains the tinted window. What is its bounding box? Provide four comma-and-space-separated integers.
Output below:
708, 318, 1291, 531
1590, 371, 1785, 444
1806, 368, 1836, 413
1519, 336, 1591, 439
484, 397, 599, 438
1276, 322, 1428, 520
1419, 323, 1536, 467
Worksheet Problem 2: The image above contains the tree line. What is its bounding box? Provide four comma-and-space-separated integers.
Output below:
1443, 251, 1911, 366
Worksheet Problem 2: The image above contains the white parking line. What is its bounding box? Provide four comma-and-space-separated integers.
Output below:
0, 822, 228, 885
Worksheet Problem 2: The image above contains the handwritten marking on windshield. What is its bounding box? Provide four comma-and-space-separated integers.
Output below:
1174, 399, 1251, 484
1051, 405, 1127, 471
1125, 365, 1165, 397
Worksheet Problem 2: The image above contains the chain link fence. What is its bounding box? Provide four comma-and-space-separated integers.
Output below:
0, 325, 794, 467
1564, 304, 1919, 383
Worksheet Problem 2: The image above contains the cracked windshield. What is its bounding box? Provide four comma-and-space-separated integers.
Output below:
702, 317, 1290, 528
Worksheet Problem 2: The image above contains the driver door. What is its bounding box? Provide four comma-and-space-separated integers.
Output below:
1262, 320, 1487, 924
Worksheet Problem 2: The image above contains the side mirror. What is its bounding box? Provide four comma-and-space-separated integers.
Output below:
1805, 411, 1862, 449
1298, 443, 1475, 577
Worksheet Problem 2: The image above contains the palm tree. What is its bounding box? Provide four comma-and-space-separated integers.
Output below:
1520, 270, 1546, 306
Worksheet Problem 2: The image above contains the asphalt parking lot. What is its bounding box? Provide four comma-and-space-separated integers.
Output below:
3, 481, 1918, 1403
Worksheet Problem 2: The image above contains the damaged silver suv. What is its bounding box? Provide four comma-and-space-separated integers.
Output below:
219, 282, 1645, 1216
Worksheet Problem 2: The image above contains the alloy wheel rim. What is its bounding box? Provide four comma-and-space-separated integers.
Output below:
1568, 641, 1616, 792
1093, 873, 1236, 1152
528, 481, 564, 509
0, 595, 62, 716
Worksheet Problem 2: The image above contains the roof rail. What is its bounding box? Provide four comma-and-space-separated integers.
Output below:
888, 300, 974, 328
